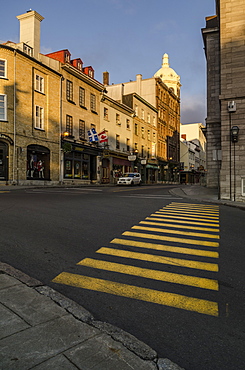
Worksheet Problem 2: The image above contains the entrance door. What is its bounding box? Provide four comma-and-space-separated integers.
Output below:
0, 142, 8, 180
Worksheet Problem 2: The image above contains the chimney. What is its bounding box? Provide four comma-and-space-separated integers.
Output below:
136, 74, 142, 95
16, 10, 44, 59
103, 71, 109, 85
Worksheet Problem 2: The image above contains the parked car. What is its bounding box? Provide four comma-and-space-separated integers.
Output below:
117, 172, 141, 186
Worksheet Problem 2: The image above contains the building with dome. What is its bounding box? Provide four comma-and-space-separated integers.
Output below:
104, 54, 181, 182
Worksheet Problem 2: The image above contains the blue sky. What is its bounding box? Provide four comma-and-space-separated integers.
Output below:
1, 0, 215, 124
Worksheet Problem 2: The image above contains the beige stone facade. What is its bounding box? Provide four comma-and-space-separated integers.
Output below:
0, 43, 61, 185
202, 0, 245, 201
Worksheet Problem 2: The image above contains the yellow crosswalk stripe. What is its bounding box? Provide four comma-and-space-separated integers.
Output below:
96, 247, 219, 272
78, 258, 219, 290
164, 206, 219, 215
146, 216, 219, 227
110, 238, 219, 258
139, 221, 219, 233
157, 210, 219, 219
52, 272, 218, 316
155, 211, 219, 221
132, 225, 220, 240
122, 231, 219, 247
171, 202, 219, 210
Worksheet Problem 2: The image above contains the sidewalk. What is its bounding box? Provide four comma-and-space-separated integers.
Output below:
0, 262, 184, 370
170, 184, 245, 210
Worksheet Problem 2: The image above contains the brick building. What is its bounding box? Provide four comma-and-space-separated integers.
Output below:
202, 0, 245, 201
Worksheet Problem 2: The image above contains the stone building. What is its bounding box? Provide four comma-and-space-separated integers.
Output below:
0, 10, 61, 185
105, 54, 181, 182
202, 0, 245, 201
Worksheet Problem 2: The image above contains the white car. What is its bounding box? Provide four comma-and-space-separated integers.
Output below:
117, 172, 141, 186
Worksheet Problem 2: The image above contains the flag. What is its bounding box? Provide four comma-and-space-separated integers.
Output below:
88, 128, 99, 142
98, 130, 108, 143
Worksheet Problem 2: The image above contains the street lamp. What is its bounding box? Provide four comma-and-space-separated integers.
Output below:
231, 125, 239, 201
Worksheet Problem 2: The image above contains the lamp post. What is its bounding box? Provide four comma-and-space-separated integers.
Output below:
231, 125, 239, 201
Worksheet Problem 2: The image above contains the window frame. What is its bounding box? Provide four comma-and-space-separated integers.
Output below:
66, 80, 73, 101
66, 115, 73, 136
90, 93, 96, 112
35, 105, 44, 130
0, 59, 7, 79
0, 94, 7, 121
35, 74, 45, 93
79, 119, 85, 140
79, 87, 85, 107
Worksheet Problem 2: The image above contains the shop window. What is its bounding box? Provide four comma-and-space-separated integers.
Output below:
27, 145, 50, 180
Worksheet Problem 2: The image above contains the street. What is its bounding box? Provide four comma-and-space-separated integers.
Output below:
0, 185, 245, 370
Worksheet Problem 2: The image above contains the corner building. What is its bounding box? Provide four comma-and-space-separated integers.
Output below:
0, 11, 61, 184
202, 0, 245, 201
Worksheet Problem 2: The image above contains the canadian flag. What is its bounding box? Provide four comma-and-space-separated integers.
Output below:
98, 130, 108, 143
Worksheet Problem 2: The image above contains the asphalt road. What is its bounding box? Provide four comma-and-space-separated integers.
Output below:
0, 185, 245, 370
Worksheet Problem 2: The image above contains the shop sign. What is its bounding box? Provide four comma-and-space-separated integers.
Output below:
128, 155, 136, 161
0, 134, 14, 144
141, 159, 147, 165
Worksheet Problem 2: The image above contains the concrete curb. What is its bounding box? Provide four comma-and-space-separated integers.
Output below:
0, 261, 184, 370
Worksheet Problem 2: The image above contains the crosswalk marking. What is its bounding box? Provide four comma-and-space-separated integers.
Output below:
110, 238, 219, 258
171, 202, 219, 210
140, 220, 219, 233
52, 272, 218, 316
52, 201, 221, 316
96, 247, 219, 272
164, 206, 219, 215
146, 216, 219, 227
78, 258, 219, 290
132, 225, 220, 240
155, 211, 219, 221
122, 231, 219, 247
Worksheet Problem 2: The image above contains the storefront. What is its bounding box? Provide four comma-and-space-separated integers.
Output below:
63, 141, 100, 182
27, 145, 50, 180
0, 141, 9, 181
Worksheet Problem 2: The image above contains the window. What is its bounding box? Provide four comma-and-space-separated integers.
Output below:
0, 59, 7, 78
66, 115, 73, 135
116, 135, 120, 149
135, 123, 138, 135
141, 126, 145, 138
35, 106, 44, 129
79, 87, 85, 107
79, 120, 85, 140
126, 138, 130, 152
141, 145, 144, 157
116, 113, 120, 125
23, 44, 33, 56
35, 75, 44, 93
147, 130, 150, 141
147, 113, 150, 123
104, 107, 108, 120
66, 80, 73, 101
126, 119, 130, 129
141, 109, 145, 120
90, 93, 96, 112
0, 94, 7, 120
135, 105, 138, 116
153, 116, 156, 126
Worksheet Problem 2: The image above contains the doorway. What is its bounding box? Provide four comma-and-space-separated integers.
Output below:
0, 142, 8, 181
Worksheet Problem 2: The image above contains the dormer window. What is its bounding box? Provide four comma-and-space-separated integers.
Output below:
23, 44, 33, 56
77, 61, 82, 70
65, 52, 70, 63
